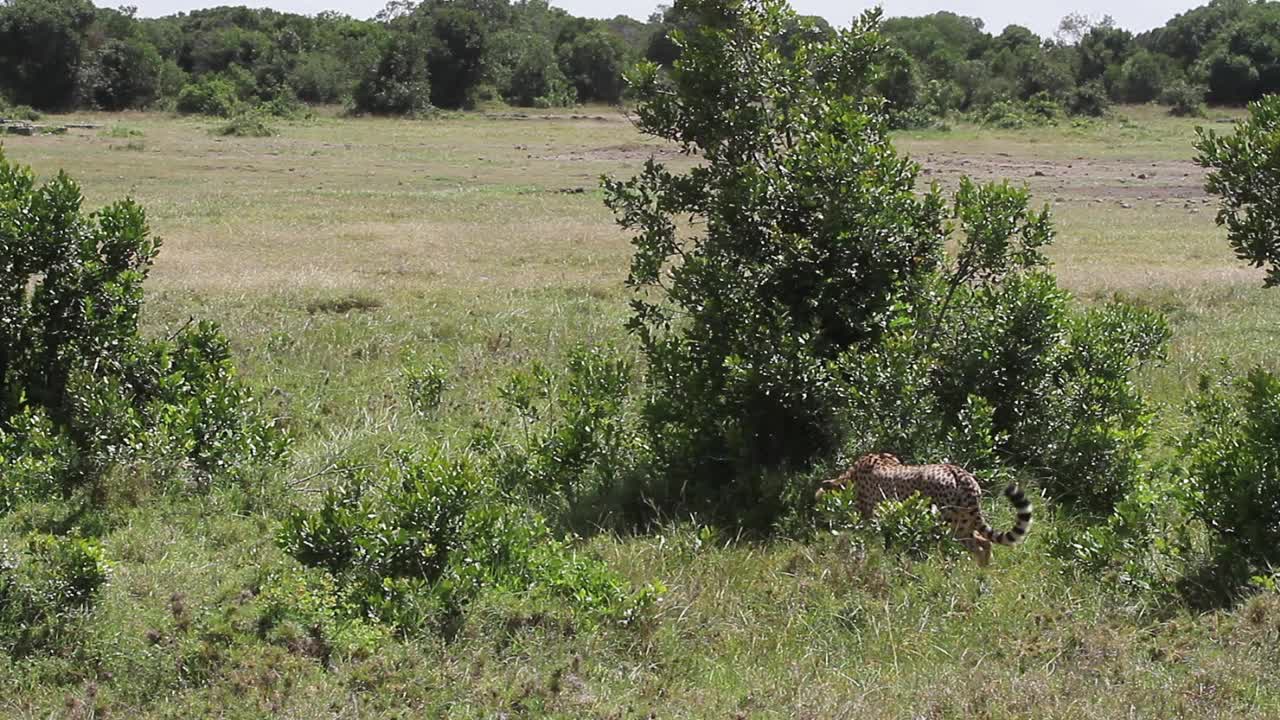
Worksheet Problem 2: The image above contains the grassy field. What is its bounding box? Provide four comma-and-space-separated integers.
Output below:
2, 106, 1279, 718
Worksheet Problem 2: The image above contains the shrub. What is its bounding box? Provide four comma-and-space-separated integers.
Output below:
1163, 79, 1207, 117
0, 409, 70, 515
81, 38, 163, 110
1050, 472, 1192, 594
0, 149, 285, 499
931, 277, 1168, 511
1195, 95, 1280, 286
1, 150, 160, 431
255, 567, 390, 661
290, 52, 349, 104
215, 111, 276, 137
256, 95, 310, 119
974, 97, 1065, 129
402, 358, 447, 417
1067, 79, 1111, 117
505, 35, 576, 108
140, 321, 289, 486
0, 534, 108, 657
1179, 368, 1280, 569
1024, 91, 1065, 123
604, 1, 1168, 525
872, 493, 954, 560
175, 77, 238, 116
277, 449, 658, 631
1, 103, 41, 121
486, 345, 651, 529
843, 288, 1168, 516
841, 181, 1169, 512
813, 481, 863, 534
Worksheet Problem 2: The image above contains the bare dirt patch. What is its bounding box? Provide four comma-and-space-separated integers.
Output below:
918, 151, 1212, 204
540, 142, 684, 163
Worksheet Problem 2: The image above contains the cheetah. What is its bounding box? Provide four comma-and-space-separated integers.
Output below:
816, 453, 1032, 566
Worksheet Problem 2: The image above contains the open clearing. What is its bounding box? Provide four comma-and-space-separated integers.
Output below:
2, 106, 1279, 717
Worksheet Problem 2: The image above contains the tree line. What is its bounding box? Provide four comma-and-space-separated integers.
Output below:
0, 0, 1278, 119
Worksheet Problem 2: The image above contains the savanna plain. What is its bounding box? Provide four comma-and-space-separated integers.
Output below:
2, 105, 1279, 718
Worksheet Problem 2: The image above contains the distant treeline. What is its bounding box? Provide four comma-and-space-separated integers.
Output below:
0, 0, 1275, 118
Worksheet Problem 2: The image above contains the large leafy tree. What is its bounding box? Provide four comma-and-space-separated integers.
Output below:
558, 27, 628, 103
605, 0, 950, 497
81, 38, 164, 109
0, 0, 96, 108
423, 4, 488, 109
352, 31, 432, 115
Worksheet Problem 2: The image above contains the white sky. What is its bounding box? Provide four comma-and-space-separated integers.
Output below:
129, 0, 1209, 38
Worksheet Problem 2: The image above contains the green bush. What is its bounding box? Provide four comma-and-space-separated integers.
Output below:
81, 38, 163, 110
140, 321, 289, 486
255, 567, 390, 661
603, 1, 1169, 525
214, 111, 276, 137
505, 35, 576, 108
1117, 50, 1168, 104
1195, 95, 1280, 286
175, 77, 238, 116
0, 149, 160, 432
0, 534, 108, 657
872, 493, 954, 560
277, 449, 658, 631
0, 408, 70, 514
0, 149, 285, 499
1049, 473, 1191, 594
486, 345, 651, 529
1179, 368, 1280, 569
1024, 91, 1065, 123
1, 103, 41, 121
289, 52, 349, 104
402, 358, 447, 417
935, 278, 1167, 511
813, 481, 863, 534
1163, 80, 1207, 117
841, 181, 1169, 512
256, 95, 310, 119
1067, 79, 1111, 117
975, 97, 1064, 129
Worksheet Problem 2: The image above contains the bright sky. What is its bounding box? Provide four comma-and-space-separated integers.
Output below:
130, 0, 1209, 38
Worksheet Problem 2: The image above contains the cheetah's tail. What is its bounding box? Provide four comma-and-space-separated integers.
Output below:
992, 484, 1032, 546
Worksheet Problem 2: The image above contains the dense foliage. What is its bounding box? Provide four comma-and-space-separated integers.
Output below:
0, 0, 637, 113
277, 449, 657, 630
2, 0, 1278, 116
1196, 94, 1280, 287
0, 534, 108, 657
604, 0, 1168, 523
1180, 369, 1280, 569
0, 148, 284, 504
1181, 95, 1280, 579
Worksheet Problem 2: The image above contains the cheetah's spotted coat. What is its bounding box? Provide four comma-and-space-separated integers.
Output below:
817, 453, 1032, 566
